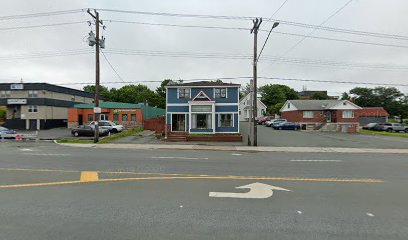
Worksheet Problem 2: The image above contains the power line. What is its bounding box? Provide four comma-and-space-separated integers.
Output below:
279, 0, 354, 57
101, 50, 125, 82
106, 20, 408, 49
0, 9, 86, 21
0, 21, 86, 31
96, 8, 408, 41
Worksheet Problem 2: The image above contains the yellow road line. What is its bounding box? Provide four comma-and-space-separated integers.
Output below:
80, 171, 99, 182
0, 181, 83, 188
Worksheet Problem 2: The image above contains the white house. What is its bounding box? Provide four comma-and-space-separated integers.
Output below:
239, 94, 267, 121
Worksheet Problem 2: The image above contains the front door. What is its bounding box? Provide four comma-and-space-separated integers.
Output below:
325, 111, 332, 123
78, 115, 83, 126
171, 114, 186, 131
29, 119, 37, 130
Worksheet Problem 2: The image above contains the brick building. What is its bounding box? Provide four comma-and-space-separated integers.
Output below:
280, 100, 362, 132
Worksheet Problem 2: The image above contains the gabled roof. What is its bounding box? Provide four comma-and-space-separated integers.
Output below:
358, 107, 389, 117
282, 100, 360, 111
166, 81, 240, 87
191, 90, 212, 101
239, 93, 267, 108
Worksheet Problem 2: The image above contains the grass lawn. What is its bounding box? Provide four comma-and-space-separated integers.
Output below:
360, 129, 408, 138
57, 127, 144, 144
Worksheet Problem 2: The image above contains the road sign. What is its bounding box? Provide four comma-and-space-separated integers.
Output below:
209, 182, 291, 199
93, 107, 101, 113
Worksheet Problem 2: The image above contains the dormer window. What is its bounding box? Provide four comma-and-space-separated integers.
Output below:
178, 88, 190, 98
215, 88, 227, 98
288, 103, 291, 109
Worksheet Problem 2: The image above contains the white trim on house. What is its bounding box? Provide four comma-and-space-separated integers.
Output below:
329, 100, 362, 110
167, 103, 238, 106
280, 100, 298, 112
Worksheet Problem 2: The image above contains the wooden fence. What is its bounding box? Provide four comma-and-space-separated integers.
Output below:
144, 117, 165, 134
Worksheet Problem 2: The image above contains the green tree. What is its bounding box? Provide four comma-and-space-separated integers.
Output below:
269, 102, 284, 115
112, 84, 165, 108
341, 92, 350, 100
83, 85, 111, 100
155, 79, 171, 98
311, 92, 329, 100
259, 84, 299, 107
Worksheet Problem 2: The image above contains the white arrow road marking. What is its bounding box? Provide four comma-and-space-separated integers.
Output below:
366, 212, 374, 217
209, 182, 291, 199
20, 148, 33, 152
23, 153, 71, 156
231, 153, 242, 156
151, 157, 208, 160
290, 160, 342, 162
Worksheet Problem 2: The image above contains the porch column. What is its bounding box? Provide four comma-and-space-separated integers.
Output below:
212, 104, 215, 133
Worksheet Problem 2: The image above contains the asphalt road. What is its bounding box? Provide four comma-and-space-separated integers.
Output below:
0, 141, 407, 240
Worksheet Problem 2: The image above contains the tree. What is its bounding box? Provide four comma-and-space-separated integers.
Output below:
240, 83, 251, 99
348, 86, 407, 119
341, 92, 350, 100
259, 84, 299, 112
311, 92, 329, 100
83, 85, 111, 100
155, 79, 171, 98
269, 102, 284, 115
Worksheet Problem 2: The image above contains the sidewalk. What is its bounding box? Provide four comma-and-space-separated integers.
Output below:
57, 142, 408, 154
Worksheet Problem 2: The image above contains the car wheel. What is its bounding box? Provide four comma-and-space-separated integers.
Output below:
111, 128, 118, 133
279, 127, 282, 130
405, 129, 408, 133
387, 128, 393, 132
73, 132, 79, 137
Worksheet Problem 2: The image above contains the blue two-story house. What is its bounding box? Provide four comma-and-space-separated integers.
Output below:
165, 81, 240, 135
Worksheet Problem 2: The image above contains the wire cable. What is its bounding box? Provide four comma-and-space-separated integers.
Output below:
101, 50, 125, 82
0, 21, 86, 31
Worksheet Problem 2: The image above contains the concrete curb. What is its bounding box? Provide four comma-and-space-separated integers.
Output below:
56, 142, 408, 154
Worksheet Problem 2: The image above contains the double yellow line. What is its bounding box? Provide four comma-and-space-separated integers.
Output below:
0, 167, 384, 189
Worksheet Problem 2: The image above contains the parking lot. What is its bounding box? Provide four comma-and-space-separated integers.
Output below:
240, 122, 408, 149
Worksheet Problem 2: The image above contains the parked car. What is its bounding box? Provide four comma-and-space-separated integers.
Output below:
257, 116, 274, 125
380, 123, 407, 132
362, 123, 379, 130
272, 122, 301, 130
90, 120, 124, 133
71, 125, 109, 137
265, 118, 287, 127
0, 126, 17, 139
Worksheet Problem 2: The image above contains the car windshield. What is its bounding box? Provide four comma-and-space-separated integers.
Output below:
0, 127, 8, 131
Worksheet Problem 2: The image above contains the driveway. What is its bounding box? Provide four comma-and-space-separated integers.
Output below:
240, 122, 408, 149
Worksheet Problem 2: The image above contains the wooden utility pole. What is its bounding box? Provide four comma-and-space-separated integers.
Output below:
87, 9, 101, 143
251, 18, 262, 146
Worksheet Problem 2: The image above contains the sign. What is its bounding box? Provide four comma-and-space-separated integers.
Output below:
7, 99, 27, 104
10, 84, 24, 90
93, 107, 102, 113
113, 109, 137, 113
209, 182, 291, 199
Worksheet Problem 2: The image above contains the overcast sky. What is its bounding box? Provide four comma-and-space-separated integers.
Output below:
1, 0, 408, 96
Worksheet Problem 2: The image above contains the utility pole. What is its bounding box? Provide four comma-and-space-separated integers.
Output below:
250, 18, 262, 146
87, 9, 102, 143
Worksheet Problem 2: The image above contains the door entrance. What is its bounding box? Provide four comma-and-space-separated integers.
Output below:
29, 119, 37, 130
325, 111, 332, 123
171, 114, 186, 131
78, 115, 83, 126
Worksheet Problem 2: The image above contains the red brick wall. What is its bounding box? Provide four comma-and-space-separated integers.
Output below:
281, 110, 325, 123
67, 108, 143, 128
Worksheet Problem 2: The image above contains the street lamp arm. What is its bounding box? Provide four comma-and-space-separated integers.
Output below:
256, 22, 279, 63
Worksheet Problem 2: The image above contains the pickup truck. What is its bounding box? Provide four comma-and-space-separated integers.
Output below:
380, 123, 408, 133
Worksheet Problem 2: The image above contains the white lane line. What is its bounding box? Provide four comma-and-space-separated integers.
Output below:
366, 212, 374, 217
151, 157, 209, 160
297, 211, 302, 214
20, 149, 33, 152
290, 160, 342, 162
23, 153, 71, 156
231, 153, 242, 156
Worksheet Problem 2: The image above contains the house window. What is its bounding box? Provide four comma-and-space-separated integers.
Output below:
28, 105, 38, 113
113, 114, 119, 121
342, 110, 354, 118
88, 114, 94, 121
178, 88, 190, 98
191, 105, 212, 112
0, 90, 10, 98
215, 88, 227, 98
100, 114, 108, 120
28, 90, 38, 98
288, 103, 290, 109
219, 114, 233, 127
303, 111, 314, 118
131, 114, 137, 121
191, 113, 212, 129
122, 114, 128, 121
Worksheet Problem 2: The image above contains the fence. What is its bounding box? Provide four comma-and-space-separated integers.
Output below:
144, 117, 165, 134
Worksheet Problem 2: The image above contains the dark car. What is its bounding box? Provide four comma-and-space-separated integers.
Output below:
71, 125, 109, 137
373, 123, 385, 131
362, 123, 378, 130
272, 122, 301, 130
0, 126, 17, 139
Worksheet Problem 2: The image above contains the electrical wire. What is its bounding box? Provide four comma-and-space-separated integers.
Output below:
0, 9, 86, 21
0, 21, 87, 31
101, 50, 125, 82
